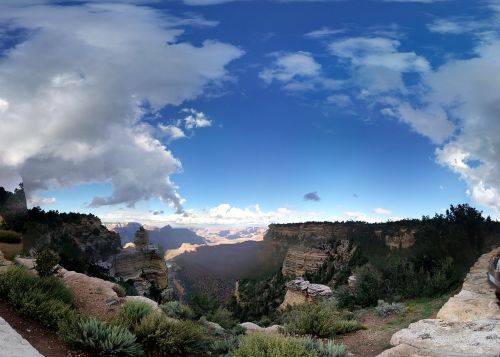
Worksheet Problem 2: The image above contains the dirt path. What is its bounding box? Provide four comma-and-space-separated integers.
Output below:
0, 299, 87, 357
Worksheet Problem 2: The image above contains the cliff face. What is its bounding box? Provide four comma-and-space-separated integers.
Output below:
382, 228, 416, 250
282, 245, 330, 277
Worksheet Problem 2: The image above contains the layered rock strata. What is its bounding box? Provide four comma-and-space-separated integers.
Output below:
378, 247, 500, 357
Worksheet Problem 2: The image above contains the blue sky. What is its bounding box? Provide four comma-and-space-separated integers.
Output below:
1, 0, 499, 226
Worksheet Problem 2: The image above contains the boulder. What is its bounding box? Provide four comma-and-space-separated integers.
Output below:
239, 322, 283, 334
279, 277, 332, 309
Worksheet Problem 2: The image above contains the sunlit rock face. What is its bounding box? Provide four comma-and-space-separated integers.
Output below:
111, 227, 168, 297
378, 247, 500, 357
279, 277, 332, 310
383, 228, 416, 250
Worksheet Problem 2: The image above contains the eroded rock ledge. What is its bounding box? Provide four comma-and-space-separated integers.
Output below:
279, 277, 332, 310
378, 247, 500, 357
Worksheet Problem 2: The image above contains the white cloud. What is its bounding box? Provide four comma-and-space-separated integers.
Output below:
327, 94, 352, 107
28, 196, 56, 206
101, 203, 307, 226
260, 52, 321, 84
0, 3, 243, 212
182, 108, 212, 129
158, 125, 187, 142
373, 207, 392, 215
332, 210, 400, 223
305, 27, 345, 39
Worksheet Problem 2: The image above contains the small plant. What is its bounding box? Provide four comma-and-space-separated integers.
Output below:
0, 230, 22, 244
207, 307, 237, 329
160, 300, 194, 320
59, 315, 144, 357
282, 301, 364, 338
112, 284, 127, 297
111, 300, 153, 332
300, 337, 346, 357
232, 333, 315, 357
376, 300, 406, 317
35, 248, 60, 277
135, 312, 207, 355
210, 335, 240, 355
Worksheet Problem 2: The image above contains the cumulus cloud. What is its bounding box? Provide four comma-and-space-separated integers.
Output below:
304, 191, 321, 201
373, 207, 392, 215
182, 108, 213, 129
260, 52, 321, 84
28, 196, 57, 206
0, 3, 243, 212
101, 203, 304, 226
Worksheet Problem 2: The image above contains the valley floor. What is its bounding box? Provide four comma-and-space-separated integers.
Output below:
336, 294, 451, 357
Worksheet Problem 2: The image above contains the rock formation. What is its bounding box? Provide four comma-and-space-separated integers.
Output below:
384, 228, 416, 250
378, 247, 500, 357
111, 227, 168, 298
282, 245, 330, 277
279, 277, 332, 309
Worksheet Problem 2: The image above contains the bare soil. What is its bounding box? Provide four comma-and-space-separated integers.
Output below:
0, 298, 88, 357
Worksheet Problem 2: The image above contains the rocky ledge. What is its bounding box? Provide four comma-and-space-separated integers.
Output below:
378, 247, 500, 357
279, 277, 332, 310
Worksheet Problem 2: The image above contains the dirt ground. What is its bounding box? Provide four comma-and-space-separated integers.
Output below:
336, 295, 450, 357
0, 298, 88, 357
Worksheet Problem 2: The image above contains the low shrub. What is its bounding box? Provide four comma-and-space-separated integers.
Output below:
160, 301, 194, 320
232, 333, 315, 357
112, 284, 127, 298
111, 300, 153, 332
282, 301, 364, 338
375, 300, 406, 317
135, 312, 207, 355
59, 315, 144, 357
0, 265, 74, 327
207, 307, 237, 329
301, 337, 346, 357
210, 335, 240, 356
0, 230, 22, 244
35, 248, 60, 277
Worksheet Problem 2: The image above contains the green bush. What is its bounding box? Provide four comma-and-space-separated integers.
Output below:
112, 284, 127, 298
160, 301, 194, 320
0, 230, 22, 244
351, 264, 384, 307
0, 265, 74, 327
135, 312, 207, 355
210, 335, 241, 355
301, 337, 346, 357
35, 248, 60, 277
233, 333, 315, 357
282, 301, 364, 338
111, 301, 153, 332
375, 300, 406, 317
59, 315, 144, 357
334, 285, 355, 309
208, 307, 237, 329
190, 293, 220, 318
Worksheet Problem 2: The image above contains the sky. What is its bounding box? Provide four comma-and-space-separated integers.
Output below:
0, 0, 500, 226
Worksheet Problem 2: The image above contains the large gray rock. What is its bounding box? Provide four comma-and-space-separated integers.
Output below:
279, 278, 332, 309
239, 322, 283, 334
0, 317, 43, 357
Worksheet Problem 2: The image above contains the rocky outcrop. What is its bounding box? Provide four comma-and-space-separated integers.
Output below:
384, 228, 416, 250
279, 277, 332, 309
111, 227, 168, 298
240, 322, 283, 334
378, 247, 500, 357
266, 223, 351, 244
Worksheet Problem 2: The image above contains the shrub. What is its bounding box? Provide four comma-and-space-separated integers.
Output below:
210, 335, 240, 355
0, 265, 74, 326
282, 301, 364, 338
301, 337, 346, 357
375, 300, 406, 317
112, 284, 127, 298
59, 315, 144, 357
334, 285, 355, 309
135, 312, 207, 355
208, 307, 237, 329
35, 248, 60, 277
111, 301, 153, 332
190, 293, 219, 318
160, 301, 194, 320
351, 264, 384, 307
232, 333, 315, 357
0, 230, 22, 244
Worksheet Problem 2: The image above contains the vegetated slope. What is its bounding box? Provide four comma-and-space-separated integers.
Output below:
231, 205, 500, 322
172, 240, 285, 303
109, 222, 206, 251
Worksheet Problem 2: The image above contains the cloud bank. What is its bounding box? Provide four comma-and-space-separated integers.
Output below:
0, 3, 243, 212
